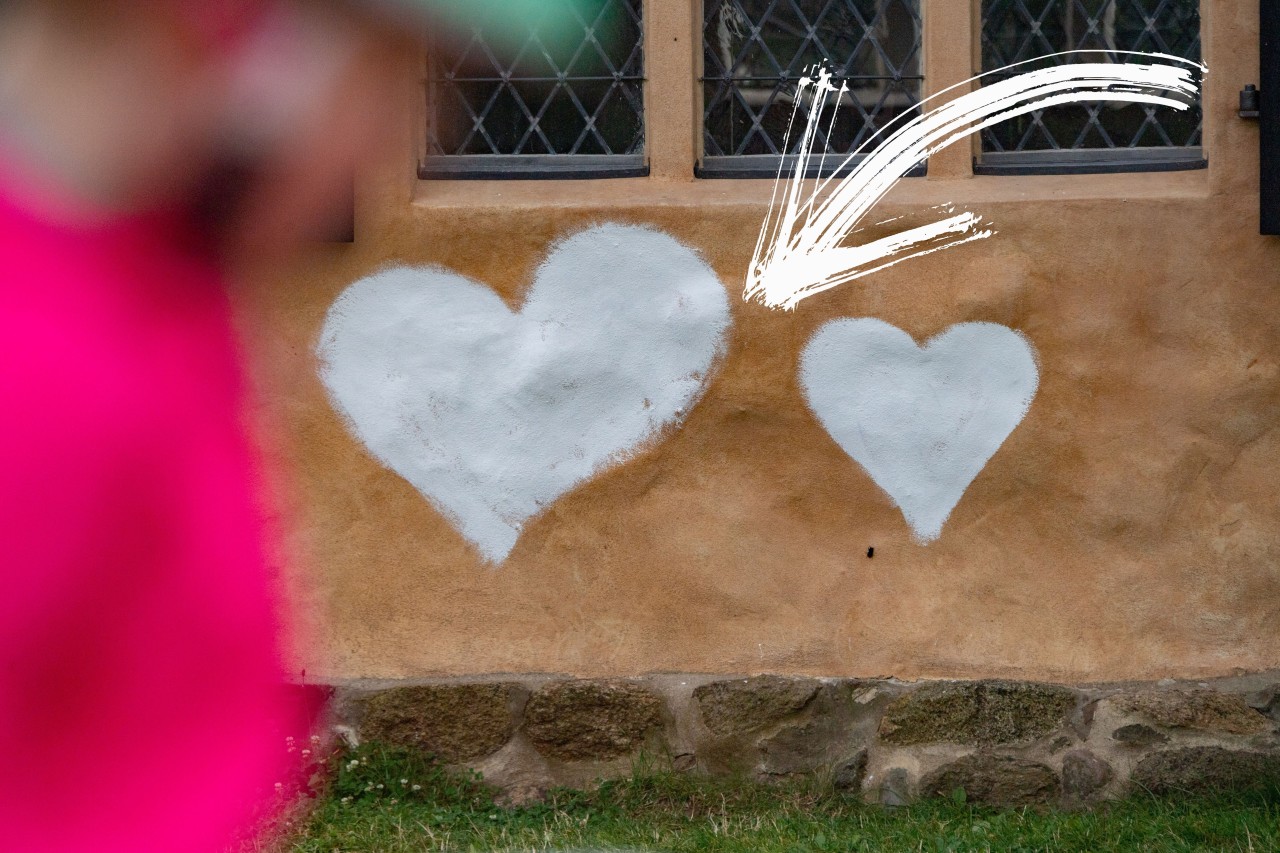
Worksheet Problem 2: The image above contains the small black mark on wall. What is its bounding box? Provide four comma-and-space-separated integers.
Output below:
867, 547, 874, 558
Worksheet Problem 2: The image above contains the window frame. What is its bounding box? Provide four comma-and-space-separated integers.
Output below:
412, 0, 1208, 183
417, 0, 649, 181
696, 0, 927, 179
974, 0, 1205, 175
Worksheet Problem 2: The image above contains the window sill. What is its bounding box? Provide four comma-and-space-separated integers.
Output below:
419, 155, 648, 181
695, 154, 926, 180
974, 148, 1207, 176
410, 165, 1210, 211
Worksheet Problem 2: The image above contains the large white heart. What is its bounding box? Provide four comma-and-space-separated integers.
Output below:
316, 224, 731, 563
800, 319, 1038, 543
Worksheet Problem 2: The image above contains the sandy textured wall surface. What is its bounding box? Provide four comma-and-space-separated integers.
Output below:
235, 1, 1280, 683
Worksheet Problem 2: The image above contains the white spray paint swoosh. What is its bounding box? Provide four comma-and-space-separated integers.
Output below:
801, 320, 1039, 542
747, 51, 1205, 310
316, 224, 731, 564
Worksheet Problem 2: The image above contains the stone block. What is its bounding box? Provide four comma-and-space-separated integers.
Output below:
524, 680, 664, 761
1131, 747, 1280, 795
878, 681, 1076, 746
693, 676, 820, 737
755, 684, 860, 777
358, 682, 522, 761
879, 767, 912, 807
920, 754, 1060, 807
1061, 749, 1113, 801
1246, 684, 1280, 717
1110, 723, 1169, 746
1114, 690, 1270, 735
758, 718, 833, 776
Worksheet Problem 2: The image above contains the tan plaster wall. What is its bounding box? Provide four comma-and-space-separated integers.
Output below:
237, 0, 1280, 683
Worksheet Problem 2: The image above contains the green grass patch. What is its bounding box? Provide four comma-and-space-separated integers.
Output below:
269, 744, 1280, 852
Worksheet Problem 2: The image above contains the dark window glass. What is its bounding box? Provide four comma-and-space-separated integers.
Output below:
980, 0, 1201, 163
702, 0, 923, 175
423, 0, 644, 176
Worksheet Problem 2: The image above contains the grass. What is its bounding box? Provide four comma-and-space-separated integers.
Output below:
263, 744, 1280, 852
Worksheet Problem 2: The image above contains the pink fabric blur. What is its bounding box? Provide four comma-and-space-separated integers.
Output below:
0, 175, 302, 851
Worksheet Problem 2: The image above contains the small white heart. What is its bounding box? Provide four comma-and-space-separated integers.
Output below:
800, 319, 1039, 543
316, 224, 731, 564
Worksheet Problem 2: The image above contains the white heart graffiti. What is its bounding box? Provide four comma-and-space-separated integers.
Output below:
316, 224, 731, 563
800, 319, 1039, 543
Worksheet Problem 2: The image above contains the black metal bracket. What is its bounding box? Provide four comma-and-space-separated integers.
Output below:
1240, 84, 1261, 118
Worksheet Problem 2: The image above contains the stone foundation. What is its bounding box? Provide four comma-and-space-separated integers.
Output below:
327, 672, 1280, 807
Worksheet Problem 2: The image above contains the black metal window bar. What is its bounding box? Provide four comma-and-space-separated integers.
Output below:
979, 0, 1203, 174
700, 0, 923, 178
421, 0, 646, 179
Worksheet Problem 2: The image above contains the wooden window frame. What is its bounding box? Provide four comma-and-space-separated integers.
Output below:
411, 0, 1210, 183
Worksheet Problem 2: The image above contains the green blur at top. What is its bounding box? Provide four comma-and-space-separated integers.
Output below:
389, 0, 608, 54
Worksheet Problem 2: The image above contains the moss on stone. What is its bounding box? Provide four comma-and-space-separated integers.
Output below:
358, 683, 522, 762
524, 681, 664, 761
693, 676, 821, 737
1115, 690, 1271, 735
878, 681, 1076, 746
920, 754, 1061, 807
1131, 747, 1280, 795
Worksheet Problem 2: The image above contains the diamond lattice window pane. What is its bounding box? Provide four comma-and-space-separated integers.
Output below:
702, 0, 923, 160
426, 0, 644, 157
980, 0, 1201, 154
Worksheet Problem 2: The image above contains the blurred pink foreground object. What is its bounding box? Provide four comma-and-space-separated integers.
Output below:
0, 175, 300, 851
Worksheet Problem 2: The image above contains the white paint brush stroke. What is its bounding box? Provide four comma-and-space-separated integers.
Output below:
801, 320, 1039, 542
747, 52, 1205, 309
316, 224, 731, 564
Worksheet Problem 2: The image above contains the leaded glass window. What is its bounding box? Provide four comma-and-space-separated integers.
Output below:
421, 0, 646, 178
700, 0, 923, 177
980, 0, 1203, 173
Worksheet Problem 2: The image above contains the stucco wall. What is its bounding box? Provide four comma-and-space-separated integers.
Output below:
237, 0, 1280, 683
